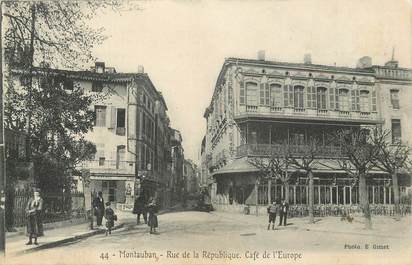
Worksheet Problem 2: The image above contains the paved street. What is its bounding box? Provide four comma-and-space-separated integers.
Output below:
6, 210, 412, 265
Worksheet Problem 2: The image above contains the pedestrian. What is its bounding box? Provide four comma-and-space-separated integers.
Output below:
279, 198, 289, 227
92, 191, 105, 227
132, 195, 147, 224
104, 202, 117, 236
25, 189, 44, 245
147, 197, 158, 234
267, 200, 279, 230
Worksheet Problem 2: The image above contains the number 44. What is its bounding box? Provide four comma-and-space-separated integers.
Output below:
100, 253, 109, 260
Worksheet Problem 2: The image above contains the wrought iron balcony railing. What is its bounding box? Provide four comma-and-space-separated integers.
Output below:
236, 144, 343, 158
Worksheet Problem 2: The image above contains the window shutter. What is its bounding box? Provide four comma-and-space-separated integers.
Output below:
240, 81, 245, 105
107, 107, 116, 129
335, 88, 340, 110
260, 83, 265, 105
265, 83, 270, 106
289, 85, 294, 107
371, 89, 377, 111
356, 90, 360, 111
284, 85, 289, 107
329, 87, 335, 110
351, 90, 356, 111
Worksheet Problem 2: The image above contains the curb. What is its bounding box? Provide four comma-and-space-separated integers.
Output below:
10, 223, 126, 257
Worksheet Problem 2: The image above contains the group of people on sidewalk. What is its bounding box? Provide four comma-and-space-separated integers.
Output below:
132, 194, 159, 234
267, 198, 289, 230
92, 191, 117, 236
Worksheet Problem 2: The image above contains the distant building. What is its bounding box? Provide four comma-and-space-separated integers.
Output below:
202, 53, 412, 212
170, 128, 185, 202
183, 159, 199, 194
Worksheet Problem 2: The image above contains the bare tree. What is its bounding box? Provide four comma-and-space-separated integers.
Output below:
287, 139, 319, 224
248, 141, 292, 204
371, 129, 411, 220
335, 128, 380, 229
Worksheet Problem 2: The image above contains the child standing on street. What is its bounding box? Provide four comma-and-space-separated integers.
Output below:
147, 198, 158, 234
104, 202, 117, 236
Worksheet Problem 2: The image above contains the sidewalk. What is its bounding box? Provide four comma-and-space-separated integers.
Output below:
6, 211, 135, 257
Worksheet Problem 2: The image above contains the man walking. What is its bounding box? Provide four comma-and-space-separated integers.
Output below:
267, 200, 279, 230
278, 198, 289, 226
93, 191, 105, 227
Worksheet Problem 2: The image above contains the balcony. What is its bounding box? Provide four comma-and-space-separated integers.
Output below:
78, 160, 135, 175
236, 144, 343, 159
236, 105, 381, 124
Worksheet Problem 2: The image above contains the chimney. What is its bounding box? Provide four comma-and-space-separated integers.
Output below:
257, 50, 265, 61
356, 56, 372, 69
138, 65, 144, 73
304, 53, 312, 64
95, 62, 105, 73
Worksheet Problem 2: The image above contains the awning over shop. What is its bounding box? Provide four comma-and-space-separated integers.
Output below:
212, 157, 387, 177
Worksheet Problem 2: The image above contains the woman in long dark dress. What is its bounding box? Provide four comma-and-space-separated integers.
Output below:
25, 190, 44, 245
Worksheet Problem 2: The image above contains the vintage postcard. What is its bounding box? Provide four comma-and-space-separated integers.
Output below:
1, 0, 411, 264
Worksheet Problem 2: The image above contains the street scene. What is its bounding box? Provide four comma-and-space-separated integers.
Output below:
1, 1, 412, 265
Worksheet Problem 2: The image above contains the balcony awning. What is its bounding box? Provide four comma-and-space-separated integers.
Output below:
213, 157, 387, 177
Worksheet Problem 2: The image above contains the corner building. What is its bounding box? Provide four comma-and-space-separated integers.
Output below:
203, 55, 412, 214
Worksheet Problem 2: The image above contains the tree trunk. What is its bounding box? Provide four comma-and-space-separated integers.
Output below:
308, 170, 314, 223
284, 182, 289, 203
392, 169, 401, 220
359, 173, 372, 229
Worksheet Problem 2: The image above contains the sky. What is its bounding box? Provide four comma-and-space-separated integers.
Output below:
90, 0, 412, 164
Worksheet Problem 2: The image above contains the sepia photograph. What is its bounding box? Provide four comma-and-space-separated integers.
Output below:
1, 0, 411, 264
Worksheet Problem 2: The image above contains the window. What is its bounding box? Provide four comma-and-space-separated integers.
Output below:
95, 106, 106, 127
317, 87, 327, 110
116, 108, 126, 136
306, 86, 316, 109
246, 82, 258, 106
92, 81, 103, 92
339, 89, 349, 111
240, 81, 245, 105
99, 157, 105, 166
259, 83, 270, 106
390, 90, 399, 109
391, 119, 401, 143
371, 89, 377, 111
329, 87, 335, 109
270, 83, 282, 108
360, 90, 370, 112
293, 86, 304, 109
19, 75, 31, 86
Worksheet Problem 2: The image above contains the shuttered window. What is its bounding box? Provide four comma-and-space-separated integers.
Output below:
294, 86, 304, 109
360, 90, 370, 112
391, 119, 401, 143
270, 83, 283, 107
95, 106, 106, 127
317, 87, 327, 110
239, 81, 245, 105
246, 82, 258, 106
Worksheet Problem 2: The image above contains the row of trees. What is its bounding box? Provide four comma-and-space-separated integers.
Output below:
249, 127, 411, 229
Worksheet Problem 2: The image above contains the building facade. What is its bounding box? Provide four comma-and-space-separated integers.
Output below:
183, 159, 199, 195
202, 54, 412, 213
10, 62, 177, 208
